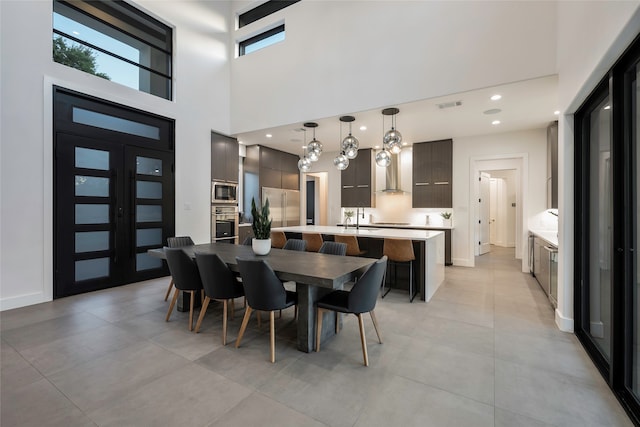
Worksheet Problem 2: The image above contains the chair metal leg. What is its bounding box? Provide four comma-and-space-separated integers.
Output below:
166, 288, 179, 322
381, 263, 391, 298
270, 310, 276, 363
194, 296, 211, 333
357, 313, 369, 367
370, 310, 383, 344
315, 307, 324, 352
222, 299, 228, 345
164, 278, 174, 301
235, 306, 253, 348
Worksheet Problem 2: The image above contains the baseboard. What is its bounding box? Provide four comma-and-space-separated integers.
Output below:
0, 292, 51, 311
589, 320, 604, 338
452, 258, 474, 267
555, 308, 574, 333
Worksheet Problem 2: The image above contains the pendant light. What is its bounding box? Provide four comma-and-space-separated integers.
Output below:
298, 128, 312, 172
382, 107, 402, 154
305, 122, 322, 161
334, 117, 349, 170
340, 115, 359, 160
376, 109, 394, 167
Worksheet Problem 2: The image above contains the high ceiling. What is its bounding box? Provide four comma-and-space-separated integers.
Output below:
234, 75, 559, 156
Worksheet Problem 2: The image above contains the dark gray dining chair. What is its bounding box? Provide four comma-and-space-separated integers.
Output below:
194, 253, 245, 345
318, 241, 347, 256
164, 236, 195, 301
164, 247, 203, 331
282, 238, 307, 251
235, 258, 298, 363
315, 256, 388, 366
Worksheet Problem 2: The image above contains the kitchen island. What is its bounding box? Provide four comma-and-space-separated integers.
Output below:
275, 225, 445, 302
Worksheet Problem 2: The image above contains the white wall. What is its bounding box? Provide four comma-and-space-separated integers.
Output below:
230, 1, 557, 134
554, 2, 640, 332
0, 0, 232, 310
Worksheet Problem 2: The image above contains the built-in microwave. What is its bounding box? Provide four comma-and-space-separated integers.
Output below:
212, 181, 237, 204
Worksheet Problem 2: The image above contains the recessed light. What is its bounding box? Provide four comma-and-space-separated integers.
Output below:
266, 134, 272, 138
373, 145, 380, 149
402, 142, 408, 146
359, 126, 367, 131
492, 120, 501, 125
554, 110, 560, 115
604, 105, 611, 110
491, 94, 502, 101
483, 108, 501, 115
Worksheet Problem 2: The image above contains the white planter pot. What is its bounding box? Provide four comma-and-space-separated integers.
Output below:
443, 219, 452, 227
252, 238, 271, 255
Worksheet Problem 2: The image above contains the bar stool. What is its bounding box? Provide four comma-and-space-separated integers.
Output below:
382, 238, 417, 302
335, 235, 366, 256
270, 231, 287, 249
302, 233, 323, 252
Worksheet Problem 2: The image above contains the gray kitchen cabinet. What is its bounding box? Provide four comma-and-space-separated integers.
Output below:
412, 139, 452, 208
244, 145, 300, 197
211, 131, 239, 183
341, 148, 374, 207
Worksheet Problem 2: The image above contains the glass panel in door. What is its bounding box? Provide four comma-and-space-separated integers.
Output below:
587, 95, 613, 361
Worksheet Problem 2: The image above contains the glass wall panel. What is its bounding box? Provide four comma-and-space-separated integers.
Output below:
137, 181, 162, 199
136, 205, 162, 222
75, 204, 109, 224
588, 96, 613, 361
75, 257, 109, 281
75, 147, 109, 170
136, 228, 162, 247
75, 231, 109, 253
73, 107, 160, 140
75, 175, 109, 197
136, 253, 162, 271
136, 156, 162, 176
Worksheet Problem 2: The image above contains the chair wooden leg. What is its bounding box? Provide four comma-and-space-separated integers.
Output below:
357, 313, 369, 367
270, 310, 276, 363
166, 288, 179, 322
164, 278, 174, 301
235, 306, 253, 348
222, 299, 228, 345
315, 307, 324, 352
370, 310, 383, 344
194, 296, 211, 333
189, 291, 195, 331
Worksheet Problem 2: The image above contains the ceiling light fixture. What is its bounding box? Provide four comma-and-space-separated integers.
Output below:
266, 134, 272, 138
297, 128, 311, 172
554, 110, 561, 115
382, 107, 402, 154
334, 117, 349, 171
360, 125, 367, 131
491, 94, 502, 101
341, 115, 359, 160
304, 122, 322, 162
492, 120, 501, 125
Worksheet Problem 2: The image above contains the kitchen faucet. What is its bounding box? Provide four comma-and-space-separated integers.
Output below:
356, 207, 364, 229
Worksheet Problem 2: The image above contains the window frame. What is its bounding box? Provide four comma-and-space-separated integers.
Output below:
239, 24, 285, 56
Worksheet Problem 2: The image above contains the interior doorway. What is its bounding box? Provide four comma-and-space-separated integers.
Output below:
304, 172, 328, 225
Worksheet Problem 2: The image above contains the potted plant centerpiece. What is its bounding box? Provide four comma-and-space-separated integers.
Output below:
251, 197, 272, 255
441, 211, 452, 227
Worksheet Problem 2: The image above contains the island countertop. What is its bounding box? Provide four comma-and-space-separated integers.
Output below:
273, 225, 444, 241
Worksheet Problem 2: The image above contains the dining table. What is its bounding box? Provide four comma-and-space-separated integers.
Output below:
149, 243, 377, 352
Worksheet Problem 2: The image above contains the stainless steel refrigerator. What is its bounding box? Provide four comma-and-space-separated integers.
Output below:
262, 187, 300, 227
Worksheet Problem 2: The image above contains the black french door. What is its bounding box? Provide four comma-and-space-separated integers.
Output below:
54, 88, 174, 298
575, 34, 640, 425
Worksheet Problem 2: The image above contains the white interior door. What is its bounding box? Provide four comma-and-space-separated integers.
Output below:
478, 172, 491, 255
490, 178, 498, 244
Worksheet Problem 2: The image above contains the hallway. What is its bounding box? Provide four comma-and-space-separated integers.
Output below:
0, 246, 632, 426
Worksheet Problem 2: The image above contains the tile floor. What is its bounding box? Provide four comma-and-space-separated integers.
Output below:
1, 247, 633, 426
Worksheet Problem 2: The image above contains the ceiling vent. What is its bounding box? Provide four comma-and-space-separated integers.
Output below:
437, 100, 462, 109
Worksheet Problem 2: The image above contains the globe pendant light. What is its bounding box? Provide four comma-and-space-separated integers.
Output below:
334, 117, 350, 170
305, 122, 322, 161
298, 128, 312, 172
382, 107, 402, 154
375, 147, 391, 167
340, 115, 359, 160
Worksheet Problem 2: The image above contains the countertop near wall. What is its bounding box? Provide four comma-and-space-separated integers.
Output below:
529, 229, 558, 247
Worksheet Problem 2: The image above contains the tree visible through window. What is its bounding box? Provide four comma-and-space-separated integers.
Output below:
53, 37, 110, 80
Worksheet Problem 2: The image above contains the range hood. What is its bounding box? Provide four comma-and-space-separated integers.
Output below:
379, 153, 408, 193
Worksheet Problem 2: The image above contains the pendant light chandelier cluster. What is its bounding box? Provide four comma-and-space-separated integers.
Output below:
298, 122, 323, 172
376, 107, 402, 167
334, 115, 359, 171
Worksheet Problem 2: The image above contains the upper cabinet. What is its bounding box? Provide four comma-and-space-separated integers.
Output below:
211, 131, 239, 183
341, 148, 374, 207
245, 145, 300, 191
412, 139, 452, 208
547, 121, 558, 209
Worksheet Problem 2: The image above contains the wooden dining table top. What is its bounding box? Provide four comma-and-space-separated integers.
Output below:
149, 243, 377, 289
